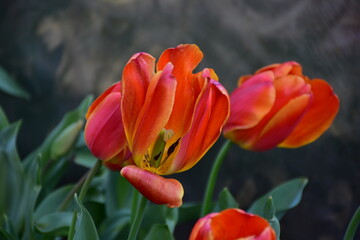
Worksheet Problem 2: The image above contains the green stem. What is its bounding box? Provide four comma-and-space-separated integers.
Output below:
58, 173, 87, 211
344, 207, 360, 240
128, 191, 148, 240
200, 139, 232, 217
67, 159, 102, 240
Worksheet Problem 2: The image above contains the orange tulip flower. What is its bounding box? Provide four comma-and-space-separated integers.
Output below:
190, 208, 276, 240
223, 61, 339, 151
85, 44, 230, 207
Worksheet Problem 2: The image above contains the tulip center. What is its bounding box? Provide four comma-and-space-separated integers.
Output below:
145, 128, 180, 171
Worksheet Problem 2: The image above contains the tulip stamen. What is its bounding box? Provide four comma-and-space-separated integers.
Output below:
149, 129, 174, 168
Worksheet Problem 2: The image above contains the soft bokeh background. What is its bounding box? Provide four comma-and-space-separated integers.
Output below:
1, 0, 359, 239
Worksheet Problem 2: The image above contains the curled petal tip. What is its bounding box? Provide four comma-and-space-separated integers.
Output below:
120, 165, 184, 208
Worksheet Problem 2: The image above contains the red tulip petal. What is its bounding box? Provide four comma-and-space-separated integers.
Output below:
120, 165, 184, 208
121, 52, 155, 148
223, 71, 276, 133
86, 82, 121, 119
84, 92, 127, 161
130, 63, 177, 164
189, 213, 216, 240
158, 44, 204, 139
168, 77, 230, 174
279, 79, 340, 147
211, 209, 276, 240
256, 61, 302, 78
252, 94, 312, 151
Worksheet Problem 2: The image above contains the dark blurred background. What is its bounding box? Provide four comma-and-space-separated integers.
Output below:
1, 0, 359, 239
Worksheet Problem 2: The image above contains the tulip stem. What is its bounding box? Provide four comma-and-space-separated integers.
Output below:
128, 191, 148, 240
200, 139, 232, 217
67, 159, 102, 240
343, 206, 360, 240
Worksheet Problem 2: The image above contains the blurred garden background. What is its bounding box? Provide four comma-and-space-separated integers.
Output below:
0, 0, 359, 239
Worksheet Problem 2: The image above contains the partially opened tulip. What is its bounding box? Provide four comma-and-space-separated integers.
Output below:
190, 208, 276, 240
223, 61, 339, 151
85, 44, 230, 207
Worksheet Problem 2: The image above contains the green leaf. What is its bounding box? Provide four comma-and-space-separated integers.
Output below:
144, 224, 174, 240
34, 185, 74, 220
0, 227, 16, 240
214, 188, 238, 212
163, 206, 178, 234
248, 178, 308, 220
73, 194, 99, 240
178, 203, 201, 223
264, 197, 280, 240
0, 67, 30, 100
99, 209, 131, 240
35, 212, 72, 236
0, 106, 9, 130
105, 171, 134, 216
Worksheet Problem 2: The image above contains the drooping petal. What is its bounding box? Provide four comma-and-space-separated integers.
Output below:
167, 77, 230, 174
279, 79, 340, 148
84, 91, 127, 161
130, 63, 177, 165
121, 53, 156, 149
120, 165, 184, 208
158, 44, 204, 139
223, 71, 276, 133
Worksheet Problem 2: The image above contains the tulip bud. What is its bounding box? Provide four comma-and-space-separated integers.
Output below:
50, 120, 84, 159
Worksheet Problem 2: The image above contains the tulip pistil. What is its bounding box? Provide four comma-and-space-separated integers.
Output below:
150, 129, 174, 168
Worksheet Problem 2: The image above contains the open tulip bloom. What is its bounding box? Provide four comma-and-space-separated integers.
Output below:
223, 61, 339, 151
84, 44, 230, 207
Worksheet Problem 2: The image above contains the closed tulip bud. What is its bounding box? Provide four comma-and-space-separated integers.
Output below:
50, 120, 84, 159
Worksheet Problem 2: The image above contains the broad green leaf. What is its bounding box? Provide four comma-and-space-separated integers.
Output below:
0, 106, 9, 130
99, 209, 131, 240
248, 178, 308, 219
0, 67, 30, 100
0, 227, 16, 240
144, 224, 174, 240
264, 197, 280, 240
105, 171, 134, 216
35, 212, 72, 236
163, 206, 178, 233
214, 188, 238, 212
34, 185, 74, 220
73, 194, 99, 240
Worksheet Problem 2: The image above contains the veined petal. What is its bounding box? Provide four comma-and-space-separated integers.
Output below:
121, 53, 156, 149
84, 92, 127, 161
86, 82, 121, 119
252, 94, 312, 151
120, 165, 184, 208
167, 78, 230, 174
223, 71, 275, 133
159, 44, 204, 139
131, 63, 177, 164
279, 79, 340, 147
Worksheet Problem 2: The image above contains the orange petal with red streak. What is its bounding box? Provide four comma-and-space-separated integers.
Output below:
252, 94, 312, 151
169, 77, 230, 174
279, 79, 339, 148
121, 53, 155, 148
189, 213, 216, 240
130, 63, 176, 163
224, 71, 275, 133
120, 165, 184, 208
